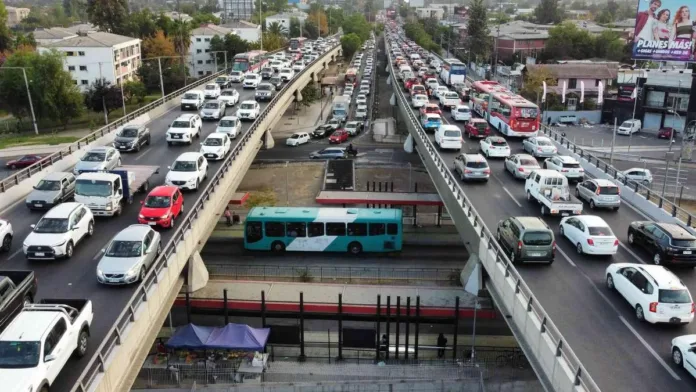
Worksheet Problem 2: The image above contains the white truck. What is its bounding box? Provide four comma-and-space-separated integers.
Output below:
524, 169, 584, 216
0, 299, 93, 392
75, 165, 159, 216
331, 96, 350, 123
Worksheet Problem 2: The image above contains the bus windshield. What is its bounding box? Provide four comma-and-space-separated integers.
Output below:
232, 61, 248, 72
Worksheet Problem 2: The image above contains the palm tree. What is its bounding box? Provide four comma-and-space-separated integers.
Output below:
267, 21, 287, 36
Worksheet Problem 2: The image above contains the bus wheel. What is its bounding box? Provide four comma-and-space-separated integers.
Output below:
271, 241, 285, 252
348, 242, 362, 255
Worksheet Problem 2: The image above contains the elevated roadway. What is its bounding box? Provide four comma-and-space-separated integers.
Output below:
387, 40, 696, 391
0, 43, 342, 392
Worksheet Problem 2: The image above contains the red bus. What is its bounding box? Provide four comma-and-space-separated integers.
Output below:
470, 80, 540, 137
232, 50, 269, 73
344, 68, 359, 86
289, 37, 307, 52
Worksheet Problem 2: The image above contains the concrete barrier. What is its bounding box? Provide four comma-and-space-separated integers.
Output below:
70, 43, 343, 392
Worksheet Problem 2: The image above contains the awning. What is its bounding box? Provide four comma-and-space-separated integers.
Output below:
321, 76, 338, 85
165, 323, 270, 351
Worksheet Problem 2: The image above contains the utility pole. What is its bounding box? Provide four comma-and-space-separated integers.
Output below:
1, 67, 39, 135
98, 62, 108, 125
157, 57, 166, 98
259, 0, 263, 51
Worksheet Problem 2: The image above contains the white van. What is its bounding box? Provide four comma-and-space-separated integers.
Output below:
617, 119, 641, 135
204, 83, 221, 99
180, 90, 205, 110
409, 53, 421, 62
434, 124, 462, 151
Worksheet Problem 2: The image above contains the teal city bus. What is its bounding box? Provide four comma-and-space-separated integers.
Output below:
244, 207, 403, 254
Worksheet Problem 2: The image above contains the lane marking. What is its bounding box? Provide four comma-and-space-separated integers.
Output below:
0, 198, 28, 216
619, 315, 682, 381
501, 186, 522, 208
555, 247, 576, 267
8, 249, 22, 260
134, 149, 151, 161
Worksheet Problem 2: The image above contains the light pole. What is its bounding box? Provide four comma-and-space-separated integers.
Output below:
259, 0, 263, 51
210, 51, 228, 72
1, 67, 39, 135
668, 109, 681, 153
142, 55, 192, 98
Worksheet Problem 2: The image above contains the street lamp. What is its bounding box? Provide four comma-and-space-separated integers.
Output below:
0, 67, 39, 135
667, 109, 681, 152
142, 55, 192, 99
210, 51, 229, 73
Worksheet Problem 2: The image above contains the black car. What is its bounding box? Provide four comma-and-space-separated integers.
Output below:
255, 83, 275, 101
215, 76, 231, 89
260, 67, 274, 80
627, 221, 696, 266
269, 76, 283, 90
113, 124, 150, 152
312, 124, 333, 138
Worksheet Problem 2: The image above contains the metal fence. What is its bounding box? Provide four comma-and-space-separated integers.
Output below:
205, 264, 461, 285
70, 41, 343, 392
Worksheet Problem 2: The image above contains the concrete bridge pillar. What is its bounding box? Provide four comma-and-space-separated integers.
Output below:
187, 250, 209, 293
263, 129, 275, 149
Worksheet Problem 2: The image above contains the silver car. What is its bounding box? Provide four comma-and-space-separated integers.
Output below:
454, 153, 490, 182
96, 224, 161, 285
575, 179, 621, 210
522, 136, 557, 158
25, 172, 76, 210
200, 100, 226, 121
309, 148, 347, 159
73, 146, 121, 175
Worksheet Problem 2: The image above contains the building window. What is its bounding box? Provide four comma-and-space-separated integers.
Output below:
197, 60, 203, 64
646, 90, 665, 107
196, 38, 201, 42
206, 71, 212, 75
198, 71, 204, 76
79, 66, 87, 71
68, 66, 75, 71
595, 79, 601, 86
205, 49, 210, 53
81, 80, 89, 85
667, 93, 689, 111
66, 51, 75, 56
204, 38, 210, 42
568, 78, 577, 89
78, 51, 85, 56
197, 49, 202, 53
206, 60, 212, 64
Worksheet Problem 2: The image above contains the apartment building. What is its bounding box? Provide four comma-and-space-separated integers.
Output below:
189, 24, 235, 76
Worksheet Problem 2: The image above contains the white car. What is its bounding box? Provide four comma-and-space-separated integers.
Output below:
617, 168, 653, 186
606, 263, 694, 325
218, 89, 239, 107
166, 114, 202, 145
356, 94, 368, 105
286, 132, 310, 146
543, 155, 584, 181
236, 100, 261, 121
73, 146, 121, 175
559, 215, 618, 256
522, 136, 557, 158
0, 219, 13, 252
269, 60, 284, 71
279, 68, 295, 81
180, 90, 205, 110
292, 63, 304, 72
243, 73, 261, 89
452, 105, 471, 122
433, 86, 449, 99
199, 100, 226, 121
216, 116, 241, 139
504, 154, 540, 179
439, 92, 461, 110
200, 133, 232, 160
165, 152, 208, 191
344, 86, 354, 95
355, 105, 369, 120
480, 136, 511, 158
425, 78, 438, 90
412, 94, 428, 108
434, 124, 462, 151
23, 202, 94, 259
671, 335, 696, 379
203, 83, 221, 99
359, 86, 371, 96
229, 71, 245, 83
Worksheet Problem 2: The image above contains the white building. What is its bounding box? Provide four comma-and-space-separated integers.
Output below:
190, 24, 236, 77
220, 0, 255, 21
221, 20, 261, 43
415, 8, 445, 20
265, 12, 308, 31
39, 32, 142, 91
34, 28, 78, 46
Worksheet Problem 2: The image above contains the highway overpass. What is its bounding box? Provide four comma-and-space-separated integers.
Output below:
0, 43, 342, 392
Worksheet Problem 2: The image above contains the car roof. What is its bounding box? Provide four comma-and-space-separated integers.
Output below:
220, 116, 238, 121
637, 265, 687, 289
148, 185, 178, 197
488, 136, 506, 142
655, 223, 696, 239
514, 154, 537, 161
462, 153, 485, 161
45, 202, 83, 218
574, 215, 609, 226
206, 133, 226, 139
591, 179, 617, 187
205, 83, 218, 87
424, 113, 441, 118
440, 124, 460, 131
42, 172, 73, 181
515, 216, 549, 230
87, 146, 113, 153
185, 89, 203, 94
175, 152, 203, 161
357, 105, 368, 109
240, 100, 257, 104
204, 100, 222, 104
1, 311, 61, 341
113, 224, 151, 241
555, 155, 578, 163
425, 103, 439, 107
176, 113, 197, 120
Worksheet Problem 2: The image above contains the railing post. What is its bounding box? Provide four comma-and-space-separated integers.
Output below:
223, 289, 229, 324
338, 293, 343, 361
386, 296, 391, 361
414, 296, 420, 360
376, 294, 381, 362
452, 296, 459, 361
299, 292, 306, 361
395, 296, 401, 360
405, 296, 410, 360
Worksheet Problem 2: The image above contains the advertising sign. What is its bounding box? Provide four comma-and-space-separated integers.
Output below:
632, 0, 696, 61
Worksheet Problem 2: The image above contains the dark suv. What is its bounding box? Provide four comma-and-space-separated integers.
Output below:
113, 124, 150, 152
497, 217, 555, 264
627, 221, 696, 266
261, 67, 274, 79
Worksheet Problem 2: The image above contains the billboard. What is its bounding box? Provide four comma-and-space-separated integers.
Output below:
632, 0, 695, 61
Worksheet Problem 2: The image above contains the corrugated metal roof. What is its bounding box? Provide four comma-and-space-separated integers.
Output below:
42, 32, 138, 48
192, 24, 234, 36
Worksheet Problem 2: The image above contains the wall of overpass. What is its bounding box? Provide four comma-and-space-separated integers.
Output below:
68, 43, 343, 392
384, 36, 599, 392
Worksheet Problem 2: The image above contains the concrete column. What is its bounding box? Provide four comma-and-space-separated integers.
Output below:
461, 253, 482, 296
263, 130, 275, 149
187, 250, 209, 293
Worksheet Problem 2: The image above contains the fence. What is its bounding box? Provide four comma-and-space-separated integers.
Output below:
70, 41, 343, 392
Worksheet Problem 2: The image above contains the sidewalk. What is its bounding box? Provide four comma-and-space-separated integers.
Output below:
272, 98, 333, 139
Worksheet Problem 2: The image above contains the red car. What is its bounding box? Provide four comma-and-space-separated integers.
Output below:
464, 118, 491, 138
657, 127, 677, 139
329, 130, 349, 144
5, 154, 44, 170
138, 186, 184, 228
420, 104, 442, 116
410, 84, 426, 97
404, 78, 418, 91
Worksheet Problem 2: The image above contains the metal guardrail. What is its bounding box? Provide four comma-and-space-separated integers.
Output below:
385, 34, 600, 392
0, 47, 288, 193
69, 41, 342, 392
539, 125, 696, 228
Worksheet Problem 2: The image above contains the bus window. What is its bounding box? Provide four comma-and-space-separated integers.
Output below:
266, 222, 285, 237
327, 222, 346, 236
246, 221, 263, 243
308, 222, 324, 237
347, 223, 367, 236
369, 223, 386, 236
387, 223, 399, 235
287, 222, 307, 238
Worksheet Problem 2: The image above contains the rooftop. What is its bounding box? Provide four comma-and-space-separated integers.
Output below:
192, 23, 234, 36
64, 23, 97, 33
42, 31, 139, 48
33, 27, 77, 41
525, 64, 617, 80
222, 20, 259, 29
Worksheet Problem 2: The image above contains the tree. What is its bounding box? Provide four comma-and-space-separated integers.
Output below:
326, 8, 343, 34
594, 30, 625, 61
289, 17, 301, 37
0, 0, 11, 52
249, 32, 286, 51
123, 80, 147, 105
342, 14, 370, 42
86, 0, 130, 34
299, 83, 320, 107
534, 0, 563, 24
303, 20, 320, 39
123, 9, 159, 39
308, 11, 328, 36
84, 78, 124, 118
404, 22, 440, 54
266, 21, 287, 36
168, 19, 193, 56
466, 0, 490, 63
191, 13, 221, 25
340, 33, 361, 60
0, 50, 83, 129
244, 189, 277, 208
520, 67, 556, 103
543, 22, 596, 60
142, 30, 177, 58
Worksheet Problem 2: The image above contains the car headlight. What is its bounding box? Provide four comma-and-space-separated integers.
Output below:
105, 201, 113, 211
96, 269, 105, 279
187, 177, 197, 184
161, 213, 169, 219
125, 267, 138, 277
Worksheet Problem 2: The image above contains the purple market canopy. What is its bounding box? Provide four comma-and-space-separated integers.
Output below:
205, 323, 270, 351
165, 324, 215, 349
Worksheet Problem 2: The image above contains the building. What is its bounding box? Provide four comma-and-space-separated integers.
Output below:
491, 21, 550, 62
525, 63, 618, 109
220, 0, 255, 21
164, 11, 193, 22
632, 69, 690, 131
34, 28, 78, 46
39, 32, 142, 91
264, 12, 308, 31
415, 8, 445, 20
5, 7, 30, 27
221, 20, 261, 43
64, 23, 98, 34
189, 24, 235, 77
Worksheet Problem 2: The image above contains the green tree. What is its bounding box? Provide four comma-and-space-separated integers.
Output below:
84, 78, 123, 118
123, 9, 159, 39
303, 20, 319, 39
466, 0, 490, 62
249, 32, 286, 51
191, 12, 221, 25
299, 83, 320, 107
340, 33, 361, 59
210, 33, 250, 66
124, 80, 147, 104
136, 61, 188, 95
342, 14, 370, 42
326, 8, 343, 34
87, 0, 130, 34
0, 0, 12, 52
534, 0, 563, 24
543, 22, 596, 60
267, 21, 287, 36
289, 17, 301, 37
594, 30, 625, 61
520, 66, 556, 103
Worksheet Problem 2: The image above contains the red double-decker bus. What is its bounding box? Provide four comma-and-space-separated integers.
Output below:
470, 80, 540, 137
232, 50, 269, 73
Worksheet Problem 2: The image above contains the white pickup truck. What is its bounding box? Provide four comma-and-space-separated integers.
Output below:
75, 165, 159, 216
438, 91, 462, 110
0, 299, 93, 392
525, 169, 583, 216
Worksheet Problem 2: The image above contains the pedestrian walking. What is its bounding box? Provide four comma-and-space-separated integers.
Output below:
437, 333, 447, 358
224, 206, 232, 226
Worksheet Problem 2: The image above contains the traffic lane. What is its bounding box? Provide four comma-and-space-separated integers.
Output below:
256, 140, 420, 164
556, 124, 671, 148
611, 159, 694, 192
408, 103, 690, 390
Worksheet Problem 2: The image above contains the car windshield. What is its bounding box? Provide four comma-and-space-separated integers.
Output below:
522, 232, 553, 245
205, 85, 216, 90
331, 131, 343, 137
444, 130, 460, 137
271, 78, 281, 83
145, 195, 170, 208
219, 119, 236, 127
0, 341, 40, 368
221, 91, 235, 96
231, 71, 241, 76
598, 186, 619, 195
119, 128, 138, 137
241, 103, 255, 109
246, 74, 258, 80
216, 77, 226, 83
81, 152, 106, 162
290, 134, 301, 139
562, 162, 581, 168
106, 240, 143, 258
520, 158, 538, 166
76, 179, 112, 196
204, 137, 223, 146
621, 121, 633, 128
204, 102, 219, 109
262, 68, 273, 73
457, 107, 470, 113
588, 226, 613, 236
34, 218, 69, 233
658, 289, 691, 303
281, 69, 292, 73
183, 93, 198, 99
672, 239, 696, 247
171, 121, 189, 128
35, 180, 61, 191
258, 85, 271, 91
536, 139, 552, 146
172, 161, 197, 172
